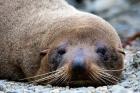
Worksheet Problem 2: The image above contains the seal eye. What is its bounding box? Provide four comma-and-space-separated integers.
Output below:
96, 47, 109, 61
57, 49, 66, 55
96, 47, 107, 55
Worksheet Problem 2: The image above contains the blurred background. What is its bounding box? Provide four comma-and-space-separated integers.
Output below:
66, 0, 140, 47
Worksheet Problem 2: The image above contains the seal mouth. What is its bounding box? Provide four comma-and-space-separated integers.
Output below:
68, 80, 93, 87
68, 73, 94, 87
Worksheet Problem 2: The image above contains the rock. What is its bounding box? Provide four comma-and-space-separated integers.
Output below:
0, 92, 4, 93
50, 88, 61, 93
0, 85, 5, 91
110, 85, 133, 93
95, 86, 108, 93
133, 51, 140, 68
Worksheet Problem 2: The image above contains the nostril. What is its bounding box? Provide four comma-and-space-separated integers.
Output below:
72, 62, 85, 72
72, 56, 86, 73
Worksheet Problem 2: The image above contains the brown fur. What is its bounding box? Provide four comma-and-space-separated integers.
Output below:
0, 0, 124, 87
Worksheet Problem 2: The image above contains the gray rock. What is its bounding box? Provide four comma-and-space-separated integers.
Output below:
0, 85, 5, 91
110, 85, 133, 93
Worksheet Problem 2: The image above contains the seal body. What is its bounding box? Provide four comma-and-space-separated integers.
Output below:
0, 0, 124, 87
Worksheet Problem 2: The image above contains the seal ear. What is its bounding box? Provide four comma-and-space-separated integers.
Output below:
117, 49, 125, 55
40, 49, 50, 56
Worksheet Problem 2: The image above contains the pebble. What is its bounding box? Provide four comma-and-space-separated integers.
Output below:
0, 85, 5, 91
0, 92, 4, 93
95, 86, 108, 93
50, 89, 60, 93
110, 85, 133, 93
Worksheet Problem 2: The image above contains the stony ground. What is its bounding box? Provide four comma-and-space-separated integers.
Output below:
0, 46, 139, 93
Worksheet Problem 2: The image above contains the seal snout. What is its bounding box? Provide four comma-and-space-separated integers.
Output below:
72, 49, 86, 73
72, 55, 85, 73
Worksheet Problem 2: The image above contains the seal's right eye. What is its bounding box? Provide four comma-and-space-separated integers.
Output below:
57, 49, 66, 55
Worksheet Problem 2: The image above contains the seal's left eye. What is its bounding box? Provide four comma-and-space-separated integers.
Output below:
57, 49, 66, 55
96, 47, 109, 61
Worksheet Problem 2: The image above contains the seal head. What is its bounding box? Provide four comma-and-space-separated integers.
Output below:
35, 16, 125, 87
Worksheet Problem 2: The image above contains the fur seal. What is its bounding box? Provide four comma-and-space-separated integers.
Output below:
0, 0, 125, 87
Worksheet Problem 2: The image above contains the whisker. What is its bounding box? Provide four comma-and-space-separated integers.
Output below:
89, 65, 121, 86
63, 75, 68, 84
89, 71, 100, 82
89, 70, 107, 85
104, 72, 120, 81
65, 73, 71, 85
56, 72, 66, 86
47, 66, 68, 85
101, 68, 125, 72
96, 74, 108, 85
90, 71, 101, 83
20, 67, 64, 81
98, 71, 120, 84
98, 69, 120, 81
98, 72, 114, 85
47, 71, 65, 85
20, 71, 56, 81
90, 67, 119, 85
30, 69, 65, 84
100, 72, 118, 81
59, 72, 68, 85
30, 74, 56, 84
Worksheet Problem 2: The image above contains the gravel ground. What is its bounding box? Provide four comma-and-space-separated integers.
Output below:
0, 46, 139, 93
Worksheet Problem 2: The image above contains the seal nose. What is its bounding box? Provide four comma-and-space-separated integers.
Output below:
72, 57, 85, 73
72, 49, 86, 73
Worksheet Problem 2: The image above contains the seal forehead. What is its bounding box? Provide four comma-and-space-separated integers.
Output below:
43, 15, 121, 48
